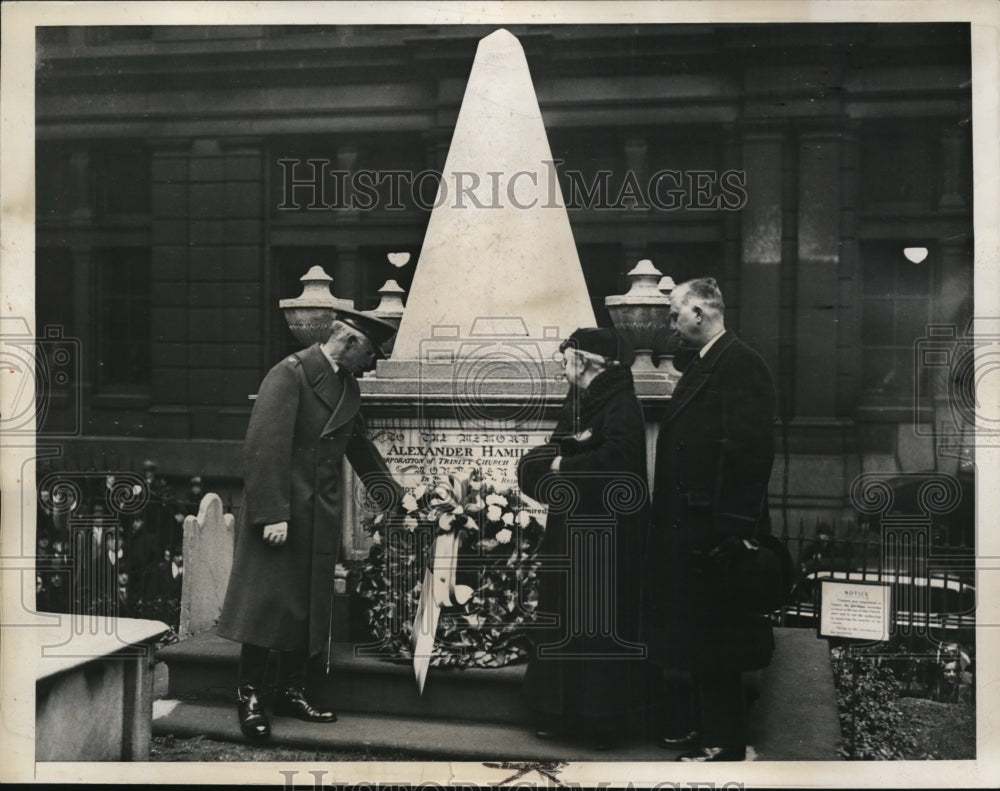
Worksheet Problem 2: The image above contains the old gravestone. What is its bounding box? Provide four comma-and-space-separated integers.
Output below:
179, 493, 234, 637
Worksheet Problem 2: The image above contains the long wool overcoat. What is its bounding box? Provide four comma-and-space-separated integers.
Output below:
516, 366, 651, 722
217, 344, 396, 656
643, 332, 777, 674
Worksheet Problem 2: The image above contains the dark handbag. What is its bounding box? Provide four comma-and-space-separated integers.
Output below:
715, 534, 794, 615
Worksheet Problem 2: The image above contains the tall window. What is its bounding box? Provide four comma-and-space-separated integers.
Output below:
95, 247, 151, 391
94, 142, 151, 219
860, 241, 933, 401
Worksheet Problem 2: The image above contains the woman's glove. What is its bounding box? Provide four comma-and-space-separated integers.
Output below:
559, 427, 598, 456
263, 521, 288, 546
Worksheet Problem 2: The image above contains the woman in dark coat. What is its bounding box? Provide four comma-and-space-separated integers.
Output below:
517, 327, 650, 749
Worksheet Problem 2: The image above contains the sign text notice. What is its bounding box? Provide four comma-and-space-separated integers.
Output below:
819, 580, 891, 642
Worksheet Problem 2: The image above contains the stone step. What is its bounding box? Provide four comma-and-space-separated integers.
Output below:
152, 697, 671, 761
160, 632, 535, 724
157, 628, 842, 760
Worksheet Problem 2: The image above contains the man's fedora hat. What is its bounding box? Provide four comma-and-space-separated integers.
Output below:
331, 308, 398, 359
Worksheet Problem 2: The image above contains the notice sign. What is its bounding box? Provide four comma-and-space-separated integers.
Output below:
819, 580, 891, 642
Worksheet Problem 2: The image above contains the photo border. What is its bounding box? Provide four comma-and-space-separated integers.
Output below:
2, 1, 998, 786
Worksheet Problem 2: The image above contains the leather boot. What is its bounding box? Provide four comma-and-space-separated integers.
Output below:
273, 685, 337, 722
236, 683, 271, 740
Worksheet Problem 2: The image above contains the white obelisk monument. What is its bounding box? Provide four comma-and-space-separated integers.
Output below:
367, 28, 595, 394
355, 29, 599, 691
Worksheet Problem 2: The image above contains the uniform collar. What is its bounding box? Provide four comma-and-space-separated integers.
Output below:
296, 344, 361, 435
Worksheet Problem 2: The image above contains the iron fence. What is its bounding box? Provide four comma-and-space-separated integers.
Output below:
34, 455, 239, 630
770, 517, 975, 642
33, 453, 976, 659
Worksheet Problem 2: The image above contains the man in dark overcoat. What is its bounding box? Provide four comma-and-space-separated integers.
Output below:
217, 310, 401, 740
644, 278, 777, 762
517, 328, 650, 750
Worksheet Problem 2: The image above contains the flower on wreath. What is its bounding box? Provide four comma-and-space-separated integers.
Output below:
355, 464, 549, 670
427, 473, 478, 535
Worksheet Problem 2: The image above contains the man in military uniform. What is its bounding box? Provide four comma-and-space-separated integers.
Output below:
217, 310, 401, 740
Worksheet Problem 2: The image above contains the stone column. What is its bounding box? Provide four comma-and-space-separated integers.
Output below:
423, 129, 449, 174
837, 124, 860, 417
623, 135, 650, 212
69, 245, 95, 392
738, 125, 784, 377
623, 135, 648, 181
148, 141, 192, 436
933, 239, 974, 475
718, 124, 739, 331
938, 126, 968, 211
68, 150, 93, 224
794, 129, 842, 417
336, 141, 360, 217
334, 244, 359, 306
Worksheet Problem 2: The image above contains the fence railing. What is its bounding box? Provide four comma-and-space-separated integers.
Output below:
770, 518, 975, 640
34, 459, 975, 645
34, 458, 240, 630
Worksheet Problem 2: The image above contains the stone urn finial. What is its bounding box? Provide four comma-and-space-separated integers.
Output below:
372, 279, 406, 324
369, 278, 407, 356
279, 265, 355, 346
605, 260, 677, 379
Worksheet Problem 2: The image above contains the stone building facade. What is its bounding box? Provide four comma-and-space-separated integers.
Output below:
35, 23, 974, 530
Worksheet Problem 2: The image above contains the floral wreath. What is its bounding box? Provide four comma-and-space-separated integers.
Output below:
355, 467, 547, 668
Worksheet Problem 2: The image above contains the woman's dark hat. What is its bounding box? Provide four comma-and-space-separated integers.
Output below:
331, 309, 398, 359
559, 327, 635, 366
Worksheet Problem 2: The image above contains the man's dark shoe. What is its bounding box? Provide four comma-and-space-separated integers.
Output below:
677, 745, 746, 762
273, 687, 337, 723
658, 729, 699, 750
236, 683, 271, 740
